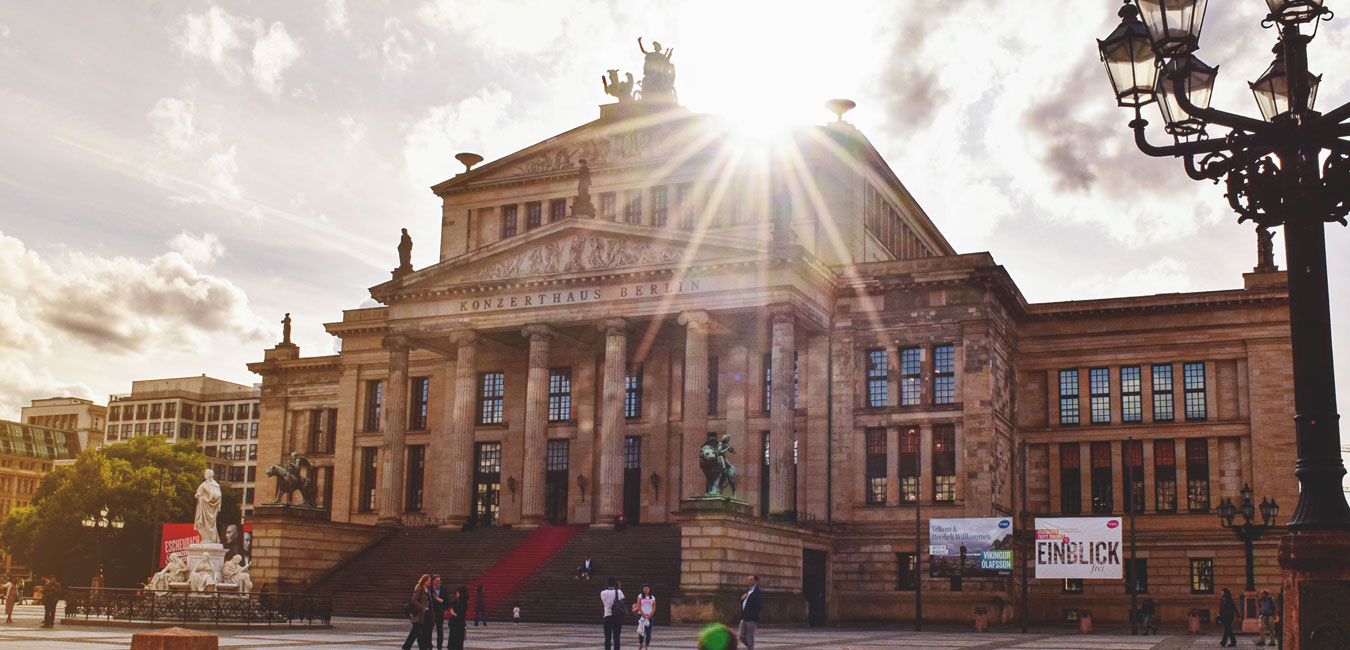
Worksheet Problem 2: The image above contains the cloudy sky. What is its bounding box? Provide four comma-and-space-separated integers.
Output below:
1, 0, 1348, 463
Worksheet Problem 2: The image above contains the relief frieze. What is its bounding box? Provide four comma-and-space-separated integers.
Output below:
456, 234, 687, 283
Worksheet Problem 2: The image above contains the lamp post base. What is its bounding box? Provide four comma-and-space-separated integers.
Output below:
1278, 531, 1350, 648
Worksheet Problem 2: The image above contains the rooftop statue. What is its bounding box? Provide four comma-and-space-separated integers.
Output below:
602, 69, 636, 103
397, 228, 413, 272
637, 38, 676, 102
281, 312, 292, 345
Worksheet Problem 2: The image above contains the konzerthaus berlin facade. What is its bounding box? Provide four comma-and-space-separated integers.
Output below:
248, 86, 1296, 625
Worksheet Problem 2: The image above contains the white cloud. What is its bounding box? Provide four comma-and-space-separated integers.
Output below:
401, 86, 516, 186
205, 145, 241, 200
176, 7, 301, 96
338, 114, 366, 147
251, 22, 302, 96
1067, 257, 1200, 299
148, 97, 203, 152
168, 231, 225, 266
323, 0, 350, 34
379, 18, 433, 74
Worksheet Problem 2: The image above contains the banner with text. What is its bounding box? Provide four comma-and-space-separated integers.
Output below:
928, 517, 1015, 577
160, 524, 200, 568
1034, 517, 1123, 579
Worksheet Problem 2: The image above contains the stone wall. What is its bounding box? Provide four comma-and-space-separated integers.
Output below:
671, 505, 811, 624
249, 507, 387, 592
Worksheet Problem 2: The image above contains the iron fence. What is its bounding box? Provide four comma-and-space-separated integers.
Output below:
63, 587, 331, 627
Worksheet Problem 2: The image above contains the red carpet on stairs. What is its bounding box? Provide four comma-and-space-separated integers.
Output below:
469, 525, 584, 613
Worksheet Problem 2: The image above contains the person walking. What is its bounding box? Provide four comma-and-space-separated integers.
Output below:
429, 575, 446, 650
601, 577, 625, 650
1218, 588, 1239, 648
3, 577, 19, 624
1140, 596, 1157, 635
40, 575, 62, 629
738, 575, 762, 650
447, 586, 468, 650
402, 574, 432, 650
473, 584, 486, 627
1257, 589, 1277, 646
635, 584, 655, 650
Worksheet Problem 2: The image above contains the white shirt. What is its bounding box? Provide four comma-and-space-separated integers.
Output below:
742, 585, 756, 611
638, 595, 656, 617
600, 588, 625, 617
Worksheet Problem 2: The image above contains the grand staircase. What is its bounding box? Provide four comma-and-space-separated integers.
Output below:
307, 524, 682, 624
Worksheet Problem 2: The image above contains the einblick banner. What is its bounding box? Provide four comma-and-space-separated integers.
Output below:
1034, 517, 1123, 579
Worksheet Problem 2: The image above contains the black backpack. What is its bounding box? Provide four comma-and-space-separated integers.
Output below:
608, 588, 626, 619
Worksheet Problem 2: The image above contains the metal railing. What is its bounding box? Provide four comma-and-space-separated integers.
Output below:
63, 588, 331, 627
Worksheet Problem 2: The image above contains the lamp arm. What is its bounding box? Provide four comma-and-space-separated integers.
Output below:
1170, 76, 1271, 135
1184, 154, 1228, 181
1323, 98, 1350, 125
1130, 118, 1246, 158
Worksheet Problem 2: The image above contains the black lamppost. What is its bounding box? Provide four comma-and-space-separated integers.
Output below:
1219, 484, 1280, 591
80, 506, 125, 587
1097, 0, 1350, 531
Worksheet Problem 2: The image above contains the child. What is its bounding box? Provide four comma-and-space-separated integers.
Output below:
512, 604, 521, 624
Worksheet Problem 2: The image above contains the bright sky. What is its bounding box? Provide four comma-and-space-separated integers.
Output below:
1, 1, 1348, 473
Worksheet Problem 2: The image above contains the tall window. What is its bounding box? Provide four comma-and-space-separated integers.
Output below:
549, 198, 567, 222
900, 347, 921, 405
109, 406, 120, 422
899, 428, 919, 502
223, 404, 235, 420
205, 405, 216, 421
866, 348, 888, 408
1059, 370, 1080, 425
1125, 558, 1149, 594
548, 368, 572, 422
707, 356, 719, 416
600, 192, 616, 220
525, 202, 542, 230
165, 402, 177, 419
1089, 368, 1110, 424
1090, 441, 1113, 514
406, 445, 426, 512
479, 372, 505, 425
624, 436, 642, 470
896, 553, 918, 591
763, 353, 773, 412
624, 190, 643, 224
1152, 364, 1175, 421
793, 353, 800, 409
1184, 362, 1207, 421
933, 344, 955, 404
678, 184, 695, 230
1154, 439, 1178, 512
1190, 558, 1214, 594
933, 424, 956, 502
1124, 439, 1144, 513
359, 447, 378, 513
150, 403, 163, 419
865, 428, 887, 505
1186, 438, 1210, 511
364, 380, 383, 431
324, 408, 336, 453
651, 186, 668, 227
1060, 443, 1082, 514
1121, 366, 1142, 423
625, 364, 644, 419
501, 204, 518, 238
410, 377, 429, 430
308, 409, 324, 453
547, 439, 569, 471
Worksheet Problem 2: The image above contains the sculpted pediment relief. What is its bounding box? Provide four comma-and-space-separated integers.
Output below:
455, 232, 701, 284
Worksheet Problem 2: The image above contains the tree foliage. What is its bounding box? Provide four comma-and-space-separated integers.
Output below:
0, 436, 240, 587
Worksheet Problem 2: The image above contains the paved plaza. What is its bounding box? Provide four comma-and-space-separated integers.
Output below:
0, 604, 1234, 650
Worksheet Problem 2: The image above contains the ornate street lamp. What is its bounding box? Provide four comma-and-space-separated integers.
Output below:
1135, 0, 1209, 55
1219, 485, 1280, 592
1156, 54, 1219, 137
81, 506, 125, 586
1098, 2, 1160, 107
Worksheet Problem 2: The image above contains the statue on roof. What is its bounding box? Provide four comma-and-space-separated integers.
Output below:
637, 38, 676, 102
572, 159, 596, 218
397, 228, 413, 272
281, 313, 292, 345
602, 69, 636, 103
1256, 225, 1277, 271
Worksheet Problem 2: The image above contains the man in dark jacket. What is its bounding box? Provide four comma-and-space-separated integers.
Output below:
738, 574, 762, 650
429, 575, 446, 650
40, 575, 62, 628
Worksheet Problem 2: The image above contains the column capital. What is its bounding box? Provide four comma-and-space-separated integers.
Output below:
677, 310, 711, 329
521, 323, 557, 342
449, 329, 479, 346
768, 303, 795, 324
382, 334, 413, 352
600, 317, 629, 337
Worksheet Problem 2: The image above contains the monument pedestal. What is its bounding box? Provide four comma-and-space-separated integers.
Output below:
186, 543, 227, 582
1278, 530, 1350, 648
249, 506, 385, 593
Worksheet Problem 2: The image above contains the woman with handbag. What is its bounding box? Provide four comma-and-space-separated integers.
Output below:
402, 574, 432, 650
1218, 588, 1239, 648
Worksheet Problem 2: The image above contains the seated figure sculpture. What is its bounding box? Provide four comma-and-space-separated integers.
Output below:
222, 555, 253, 593
187, 553, 215, 592
148, 554, 188, 591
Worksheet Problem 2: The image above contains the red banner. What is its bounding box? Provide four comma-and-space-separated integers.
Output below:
160, 523, 200, 568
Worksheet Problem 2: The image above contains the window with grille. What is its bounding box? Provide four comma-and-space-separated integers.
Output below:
364, 380, 382, 432
624, 436, 642, 470
1154, 439, 1177, 512
900, 347, 921, 405
1060, 443, 1082, 514
1121, 366, 1142, 422
1190, 558, 1214, 594
897, 553, 918, 591
933, 344, 955, 404
501, 204, 518, 237
165, 403, 177, 419
548, 367, 572, 422
549, 198, 567, 222
651, 186, 668, 226
899, 428, 919, 502
410, 377, 429, 430
224, 404, 235, 420
1184, 362, 1207, 421
479, 372, 504, 425
1152, 364, 1175, 421
865, 428, 887, 505
866, 349, 888, 408
1186, 438, 1210, 511
477, 441, 502, 474
625, 365, 644, 419
406, 445, 426, 512
707, 356, 719, 416
1059, 370, 1080, 425
1124, 439, 1144, 513
359, 447, 378, 512
763, 353, 773, 412
151, 403, 163, 419
1090, 368, 1110, 424
933, 424, 956, 501
205, 405, 216, 421
308, 409, 323, 453
525, 202, 542, 230
1090, 441, 1113, 513
546, 439, 570, 471
601, 192, 616, 219
678, 183, 695, 230
625, 191, 643, 224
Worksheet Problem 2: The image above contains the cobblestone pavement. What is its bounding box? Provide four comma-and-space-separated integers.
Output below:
0, 605, 1238, 650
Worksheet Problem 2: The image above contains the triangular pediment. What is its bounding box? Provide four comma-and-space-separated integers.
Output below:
380, 219, 768, 297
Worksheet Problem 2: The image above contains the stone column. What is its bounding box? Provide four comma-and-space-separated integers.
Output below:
519, 324, 555, 527
678, 310, 710, 500
597, 318, 628, 524
768, 304, 796, 518
377, 336, 411, 526
447, 330, 478, 526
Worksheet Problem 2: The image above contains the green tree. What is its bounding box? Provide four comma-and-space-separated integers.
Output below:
0, 436, 240, 587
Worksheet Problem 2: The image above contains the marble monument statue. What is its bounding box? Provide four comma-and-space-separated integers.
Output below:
194, 469, 221, 544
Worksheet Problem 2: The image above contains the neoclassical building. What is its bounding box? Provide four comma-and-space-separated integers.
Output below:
248, 67, 1296, 625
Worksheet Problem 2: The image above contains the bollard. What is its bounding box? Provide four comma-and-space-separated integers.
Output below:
1189, 610, 1201, 634
130, 627, 218, 650
1079, 611, 1093, 634
974, 606, 988, 632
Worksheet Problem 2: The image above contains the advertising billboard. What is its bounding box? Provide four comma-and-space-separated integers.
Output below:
160, 523, 253, 568
928, 517, 1015, 577
1034, 517, 1123, 579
